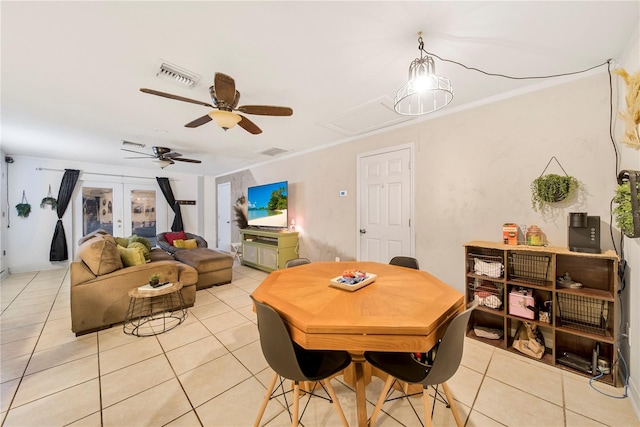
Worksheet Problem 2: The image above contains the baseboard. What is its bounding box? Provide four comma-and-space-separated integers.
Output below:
629, 377, 640, 423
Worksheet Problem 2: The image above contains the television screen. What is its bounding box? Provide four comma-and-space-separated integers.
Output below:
247, 181, 288, 228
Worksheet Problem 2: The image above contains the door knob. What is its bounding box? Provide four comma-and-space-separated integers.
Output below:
359, 229, 367, 234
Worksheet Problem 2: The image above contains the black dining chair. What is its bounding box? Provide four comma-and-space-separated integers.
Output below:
284, 257, 311, 268
251, 296, 351, 427
365, 301, 478, 427
389, 256, 420, 269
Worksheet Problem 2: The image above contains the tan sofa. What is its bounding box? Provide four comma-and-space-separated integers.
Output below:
70, 231, 198, 336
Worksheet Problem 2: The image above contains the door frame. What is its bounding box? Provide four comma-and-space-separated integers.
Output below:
356, 142, 415, 261
217, 181, 231, 252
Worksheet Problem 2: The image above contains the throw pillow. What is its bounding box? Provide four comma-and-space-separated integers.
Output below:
173, 239, 197, 249
128, 234, 152, 251
183, 239, 198, 249
115, 237, 130, 247
164, 230, 187, 246
127, 241, 150, 261
118, 245, 146, 267
78, 237, 123, 275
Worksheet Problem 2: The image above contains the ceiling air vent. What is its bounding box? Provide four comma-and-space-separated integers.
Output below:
156, 61, 201, 88
258, 147, 290, 157
121, 140, 145, 148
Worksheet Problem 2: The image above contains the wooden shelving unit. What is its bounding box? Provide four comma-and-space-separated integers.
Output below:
240, 229, 299, 272
464, 241, 620, 386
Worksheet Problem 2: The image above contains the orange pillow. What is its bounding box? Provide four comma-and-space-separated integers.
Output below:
164, 230, 187, 246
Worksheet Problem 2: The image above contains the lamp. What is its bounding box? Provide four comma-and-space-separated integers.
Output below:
154, 159, 172, 169
208, 110, 242, 130
395, 32, 453, 116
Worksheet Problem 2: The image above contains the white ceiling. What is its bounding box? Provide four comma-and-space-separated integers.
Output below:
2, 1, 638, 176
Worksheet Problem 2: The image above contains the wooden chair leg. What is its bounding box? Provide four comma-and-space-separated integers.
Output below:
292, 381, 300, 427
322, 379, 349, 427
254, 373, 278, 427
422, 386, 433, 427
442, 382, 463, 427
369, 375, 395, 426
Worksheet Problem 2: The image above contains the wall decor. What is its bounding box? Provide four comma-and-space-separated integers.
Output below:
16, 190, 31, 218
613, 68, 640, 149
40, 184, 58, 210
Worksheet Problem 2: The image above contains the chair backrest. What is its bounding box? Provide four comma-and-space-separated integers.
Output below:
423, 301, 478, 386
389, 256, 419, 269
251, 296, 308, 381
285, 258, 311, 268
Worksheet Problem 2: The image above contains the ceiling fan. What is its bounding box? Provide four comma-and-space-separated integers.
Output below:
140, 72, 293, 135
122, 146, 202, 169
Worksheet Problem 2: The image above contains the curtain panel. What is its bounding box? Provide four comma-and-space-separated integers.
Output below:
49, 169, 80, 261
156, 177, 183, 231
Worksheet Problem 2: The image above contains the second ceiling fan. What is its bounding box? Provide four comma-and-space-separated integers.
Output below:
141, 72, 293, 135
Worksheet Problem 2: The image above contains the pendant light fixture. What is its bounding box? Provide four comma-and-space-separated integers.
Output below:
395, 32, 453, 116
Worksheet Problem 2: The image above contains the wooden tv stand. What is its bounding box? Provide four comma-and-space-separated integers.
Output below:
240, 229, 299, 272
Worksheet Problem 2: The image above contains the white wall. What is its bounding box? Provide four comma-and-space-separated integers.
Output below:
616, 24, 640, 416
3, 156, 204, 273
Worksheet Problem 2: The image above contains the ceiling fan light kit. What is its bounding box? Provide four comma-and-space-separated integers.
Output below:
208, 110, 242, 130
141, 72, 292, 134
395, 32, 453, 116
154, 159, 173, 169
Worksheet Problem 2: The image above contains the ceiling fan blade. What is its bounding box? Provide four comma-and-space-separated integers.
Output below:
163, 152, 183, 158
172, 157, 202, 164
121, 148, 153, 157
124, 156, 153, 159
237, 105, 293, 116
140, 88, 214, 108
185, 114, 213, 128
237, 115, 262, 134
213, 73, 236, 105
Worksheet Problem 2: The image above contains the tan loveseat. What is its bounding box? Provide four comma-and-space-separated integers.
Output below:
70, 231, 198, 335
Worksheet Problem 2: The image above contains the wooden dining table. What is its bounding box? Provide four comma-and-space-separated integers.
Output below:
251, 261, 464, 427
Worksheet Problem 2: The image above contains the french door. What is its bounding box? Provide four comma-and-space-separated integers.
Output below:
73, 180, 167, 253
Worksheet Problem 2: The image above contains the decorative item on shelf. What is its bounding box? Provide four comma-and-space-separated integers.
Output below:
16, 190, 31, 218
613, 170, 640, 238
512, 321, 545, 359
525, 225, 543, 246
531, 156, 579, 212
612, 68, 640, 149
40, 185, 58, 210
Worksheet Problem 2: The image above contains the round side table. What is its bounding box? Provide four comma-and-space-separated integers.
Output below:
123, 282, 187, 337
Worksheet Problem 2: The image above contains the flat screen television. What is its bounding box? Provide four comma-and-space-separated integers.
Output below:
247, 181, 288, 228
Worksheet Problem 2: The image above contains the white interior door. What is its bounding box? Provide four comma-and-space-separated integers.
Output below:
217, 182, 231, 252
357, 145, 413, 262
74, 180, 166, 254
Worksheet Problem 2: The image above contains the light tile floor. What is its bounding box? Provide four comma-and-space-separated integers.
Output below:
1, 264, 638, 426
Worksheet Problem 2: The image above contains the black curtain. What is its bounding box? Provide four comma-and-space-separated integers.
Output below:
50, 169, 80, 261
156, 177, 183, 231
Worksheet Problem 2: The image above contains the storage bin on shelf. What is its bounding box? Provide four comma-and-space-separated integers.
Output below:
468, 252, 503, 278
557, 293, 608, 335
508, 252, 550, 285
508, 287, 536, 319
468, 279, 503, 310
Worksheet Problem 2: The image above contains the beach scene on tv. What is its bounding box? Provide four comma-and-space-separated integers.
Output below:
247, 182, 288, 228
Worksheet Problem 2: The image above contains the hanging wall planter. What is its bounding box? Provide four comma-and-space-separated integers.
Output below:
613, 170, 640, 238
531, 157, 579, 212
16, 190, 32, 218
40, 185, 58, 210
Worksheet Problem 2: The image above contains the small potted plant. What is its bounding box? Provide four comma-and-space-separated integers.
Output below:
149, 273, 162, 287
531, 174, 579, 212
16, 190, 31, 218
40, 185, 58, 210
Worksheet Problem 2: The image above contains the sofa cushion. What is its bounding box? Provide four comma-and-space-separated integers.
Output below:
118, 245, 147, 267
163, 230, 187, 245
78, 237, 123, 275
174, 239, 198, 249
127, 241, 150, 261
77, 229, 112, 246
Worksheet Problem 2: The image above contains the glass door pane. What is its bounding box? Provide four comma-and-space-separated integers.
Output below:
81, 186, 118, 236
130, 189, 158, 247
